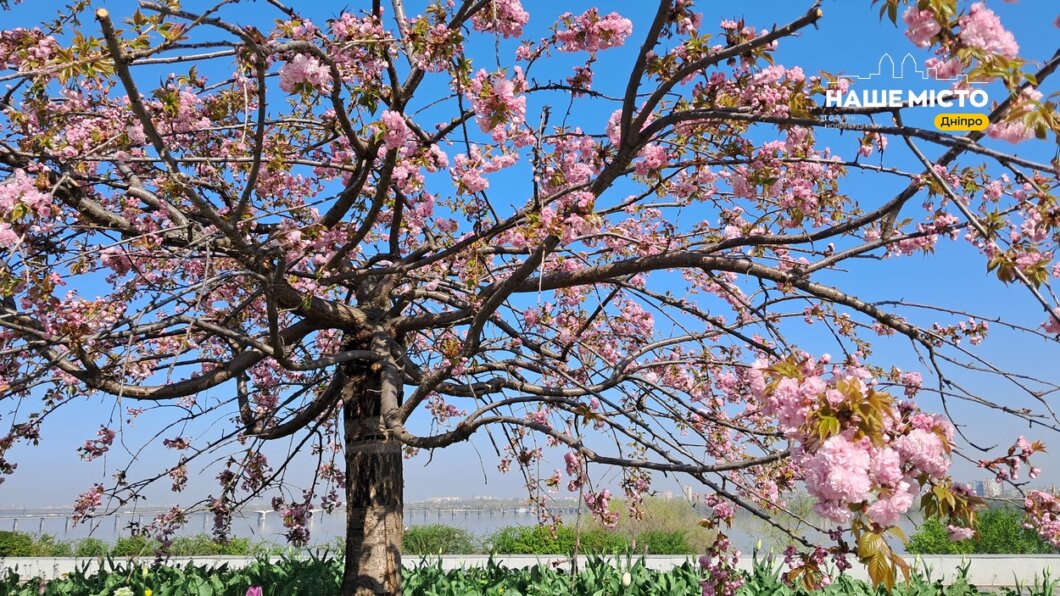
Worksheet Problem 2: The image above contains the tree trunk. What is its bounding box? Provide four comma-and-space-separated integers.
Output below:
341, 363, 404, 595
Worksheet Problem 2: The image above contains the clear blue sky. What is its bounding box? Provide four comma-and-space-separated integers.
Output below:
1, 0, 1057, 508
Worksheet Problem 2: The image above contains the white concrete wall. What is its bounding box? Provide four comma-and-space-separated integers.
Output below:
0, 554, 1056, 588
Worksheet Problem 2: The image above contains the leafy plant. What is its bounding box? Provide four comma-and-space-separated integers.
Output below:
403, 524, 476, 555
0, 531, 33, 557
607, 497, 716, 553
167, 534, 253, 557
634, 530, 692, 555
110, 535, 162, 557
28, 535, 71, 557
488, 525, 630, 555
908, 508, 1058, 555
0, 554, 1056, 595
73, 537, 108, 557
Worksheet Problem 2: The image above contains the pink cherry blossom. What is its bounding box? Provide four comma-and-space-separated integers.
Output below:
986, 88, 1043, 143
870, 447, 903, 486
0, 4, 1052, 593
803, 435, 873, 521
925, 56, 964, 79
278, 53, 330, 93
895, 428, 948, 479
472, 0, 529, 38
379, 110, 409, 151
947, 525, 975, 541
555, 9, 633, 55
903, 7, 941, 48
899, 371, 923, 397
1027, 491, 1060, 547
865, 481, 916, 527
0, 224, 19, 248
1044, 309, 1060, 334
959, 3, 1019, 58
466, 68, 527, 142
584, 489, 618, 527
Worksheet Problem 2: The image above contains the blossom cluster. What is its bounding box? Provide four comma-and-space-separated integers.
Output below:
77, 426, 117, 462
379, 110, 410, 151
698, 531, 743, 596
328, 12, 393, 83
274, 493, 314, 546
0, 168, 52, 248
583, 489, 618, 527
1025, 491, 1060, 548
902, 8, 940, 48
0, 27, 58, 70
405, 15, 463, 72
278, 54, 330, 93
750, 355, 955, 528
471, 0, 529, 38
465, 68, 528, 143
986, 88, 1043, 144
977, 435, 1044, 483
554, 9, 633, 55
959, 2, 1019, 58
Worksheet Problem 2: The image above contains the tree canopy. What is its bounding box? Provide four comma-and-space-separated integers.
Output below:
0, 0, 1058, 592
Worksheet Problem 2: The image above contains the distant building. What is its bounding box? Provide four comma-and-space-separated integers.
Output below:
973, 481, 986, 497
984, 480, 1002, 498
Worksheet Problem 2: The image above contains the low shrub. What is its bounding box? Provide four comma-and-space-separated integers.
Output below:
74, 537, 108, 557
0, 531, 33, 557
488, 524, 630, 554
248, 540, 290, 557
973, 507, 1056, 554
28, 534, 71, 557
908, 508, 1058, 555
110, 535, 162, 557
167, 534, 253, 556
634, 529, 692, 555
0, 532, 82, 557
403, 524, 476, 555
607, 497, 716, 553
487, 522, 695, 555
0, 531, 275, 558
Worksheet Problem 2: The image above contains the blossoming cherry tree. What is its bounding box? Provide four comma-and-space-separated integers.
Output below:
0, 0, 1057, 594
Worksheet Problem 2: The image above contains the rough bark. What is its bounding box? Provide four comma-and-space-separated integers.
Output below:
341, 359, 404, 595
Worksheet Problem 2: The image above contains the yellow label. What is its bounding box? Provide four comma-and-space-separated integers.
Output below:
934, 113, 989, 131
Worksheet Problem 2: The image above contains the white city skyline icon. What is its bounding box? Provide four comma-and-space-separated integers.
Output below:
846, 52, 980, 86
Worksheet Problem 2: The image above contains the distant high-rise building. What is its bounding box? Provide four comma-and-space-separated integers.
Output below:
985, 480, 1002, 498
973, 481, 986, 497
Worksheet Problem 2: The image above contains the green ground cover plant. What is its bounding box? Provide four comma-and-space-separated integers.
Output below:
0, 555, 1056, 596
